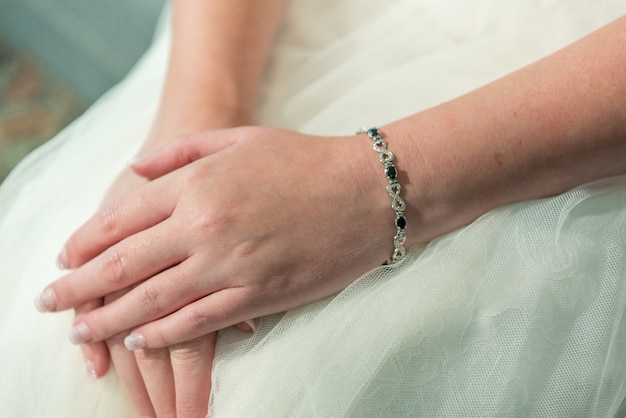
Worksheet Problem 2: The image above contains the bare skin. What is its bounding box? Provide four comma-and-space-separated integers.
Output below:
64, 0, 288, 417
39, 11, 626, 417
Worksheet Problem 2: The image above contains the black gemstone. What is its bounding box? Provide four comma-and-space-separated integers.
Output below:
385, 165, 397, 180
367, 127, 379, 137
396, 216, 407, 229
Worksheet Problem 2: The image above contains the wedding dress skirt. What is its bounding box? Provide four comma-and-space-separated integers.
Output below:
1, 1, 625, 416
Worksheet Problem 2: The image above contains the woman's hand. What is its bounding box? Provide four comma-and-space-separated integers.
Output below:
72, 157, 230, 418
48, 0, 288, 413
40, 126, 395, 349
72, 129, 243, 416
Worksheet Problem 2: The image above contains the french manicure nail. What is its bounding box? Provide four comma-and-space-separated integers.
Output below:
68, 323, 92, 344
34, 288, 57, 312
124, 333, 147, 351
129, 155, 144, 165
129, 152, 154, 166
56, 247, 68, 270
85, 360, 98, 382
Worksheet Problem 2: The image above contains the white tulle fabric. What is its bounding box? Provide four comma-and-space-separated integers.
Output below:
1, 1, 625, 417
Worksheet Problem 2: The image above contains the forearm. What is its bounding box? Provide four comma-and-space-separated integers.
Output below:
146, 0, 289, 147
383, 15, 626, 247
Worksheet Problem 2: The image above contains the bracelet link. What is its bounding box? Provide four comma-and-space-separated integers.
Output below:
357, 127, 407, 265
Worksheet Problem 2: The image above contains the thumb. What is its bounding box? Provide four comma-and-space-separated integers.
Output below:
132, 131, 238, 180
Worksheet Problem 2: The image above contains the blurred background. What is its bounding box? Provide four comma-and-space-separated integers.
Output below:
0, 0, 164, 182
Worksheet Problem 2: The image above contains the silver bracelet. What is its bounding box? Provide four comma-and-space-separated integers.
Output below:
357, 127, 407, 265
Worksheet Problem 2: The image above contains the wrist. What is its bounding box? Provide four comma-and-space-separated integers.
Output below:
379, 114, 477, 249
380, 104, 531, 248
139, 101, 254, 154
340, 130, 412, 265
356, 128, 408, 264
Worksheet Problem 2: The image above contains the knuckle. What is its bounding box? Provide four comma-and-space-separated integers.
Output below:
184, 307, 215, 335
173, 145, 190, 165
180, 161, 205, 185
232, 240, 256, 259
169, 341, 205, 364
173, 133, 200, 159
197, 203, 232, 232
100, 248, 128, 284
137, 283, 162, 317
96, 203, 121, 236
133, 346, 168, 363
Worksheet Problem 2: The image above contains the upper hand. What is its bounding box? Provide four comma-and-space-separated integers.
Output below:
40, 126, 392, 349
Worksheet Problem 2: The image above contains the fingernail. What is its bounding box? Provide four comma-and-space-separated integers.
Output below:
68, 323, 92, 344
85, 360, 98, 382
34, 288, 57, 312
129, 155, 144, 165
129, 152, 153, 166
56, 247, 68, 270
124, 333, 146, 351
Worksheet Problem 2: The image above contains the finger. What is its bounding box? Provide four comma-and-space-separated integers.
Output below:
68, 258, 219, 344
234, 320, 255, 333
107, 332, 156, 417
79, 341, 109, 380
132, 131, 238, 180
135, 347, 176, 417
170, 334, 215, 418
124, 287, 256, 349
40, 218, 186, 313
59, 176, 178, 269
75, 299, 110, 380
105, 290, 157, 418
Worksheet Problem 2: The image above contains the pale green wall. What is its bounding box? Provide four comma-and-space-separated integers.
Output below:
0, 0, 165, 102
